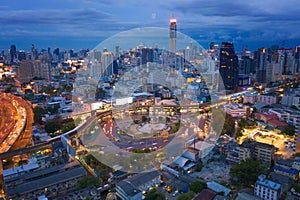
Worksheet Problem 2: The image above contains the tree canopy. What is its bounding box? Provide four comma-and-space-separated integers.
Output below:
145, 188, 165, 200
177, 191, 196, 200
189, 180, 207, 194
33, 106, 46, 124
76, 175, 100, 190
281, 125, 295, 136
221, 114, 235, 136
230, 158, 263, 187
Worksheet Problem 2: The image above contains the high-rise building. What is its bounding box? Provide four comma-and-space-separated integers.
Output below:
278, 48, 294, 76
16, 60, 34, 83
101, 50, 114, 76
219, 42, 239, 91
31, 44, 38, 60
255, 48, 268, 84
239, 56, 255, 75
141, 47, 154, 65
10, 45, 17, 63
34, 59, 51, 81
17, 50, 26, 61
295, 46, 300, 75
293, 113, 300, 153
88, 50, 102, 78
115, 46, 120, 60
169, 17, 177, 53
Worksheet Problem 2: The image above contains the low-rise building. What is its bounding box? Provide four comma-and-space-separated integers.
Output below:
3, 161, 86, 200
187, 140, 214, 159
274, 165, 299, 180
244, 93, 276, 105
292, 157, 300, 170
239, 140, 274, 166
224, 104, 250, 118
254, 174, 282, 200
207, 181, 231, 197
116, 171, 161, 200
254, 113, 278, 123
193, 189, 217, 200
273, 159, 300, 180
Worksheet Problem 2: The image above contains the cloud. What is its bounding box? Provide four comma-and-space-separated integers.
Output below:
0, 0, 299, 50
0, 8, 141, 39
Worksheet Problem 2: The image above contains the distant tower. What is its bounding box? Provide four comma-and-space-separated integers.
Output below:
219, 42, 239, 91
101, 50, 114, 76
10, 45, 17, 63
169, 17, 177, 53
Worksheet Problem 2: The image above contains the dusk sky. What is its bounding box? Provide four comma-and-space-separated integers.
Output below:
1, 0, 300, 51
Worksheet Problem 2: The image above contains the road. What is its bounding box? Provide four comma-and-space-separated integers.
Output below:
0, 92, 33, 153
1, 79, 295, 159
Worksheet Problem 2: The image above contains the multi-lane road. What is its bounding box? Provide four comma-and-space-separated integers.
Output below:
0, 79, 297, 159
0, 92, 33, 153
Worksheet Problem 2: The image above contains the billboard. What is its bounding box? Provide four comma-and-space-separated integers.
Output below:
91, 102, 103, 110
115, 97, 133, 105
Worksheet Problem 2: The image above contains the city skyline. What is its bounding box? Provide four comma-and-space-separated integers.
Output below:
1, 0, 300, 51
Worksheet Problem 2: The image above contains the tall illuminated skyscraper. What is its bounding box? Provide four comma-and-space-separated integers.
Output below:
169, 17, 177, 53
219, 42, 239, 91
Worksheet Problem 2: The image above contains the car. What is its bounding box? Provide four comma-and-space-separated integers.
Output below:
172, 190, 179, 197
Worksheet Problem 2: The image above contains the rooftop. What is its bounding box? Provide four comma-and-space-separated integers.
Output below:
2, 163, 40, 177
4, 161, 80, 183
6, 164, 86, 197
127, 170, 160, 187
276, 159, 293, 167
117, 180, 141, 197
182, 149, 198, 161
274, 165, 299, 175
193, 189, 216, 200
207, 181, 231, 196
188, 141, 214, 152
268, 119, 288, 127
173, 156, 191, 168
256, 175, 281, 190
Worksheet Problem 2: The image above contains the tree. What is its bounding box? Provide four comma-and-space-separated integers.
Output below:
95, 88, 106, 99
76, 175, 100, 190
46, 104, 60, 115
33, 106, 46, 124
45, 116, 61, 133
291, 105, 298, 110
195, 160, 203, 172
142, 116, 148, 123
45, 120, 61, 133
230, 158, 263, 187
293, 184, 300, 193
221, 114, 235, 136
189, 180, 207, 194
145, 189, 165, 200
177, 191, 195, 200
281, 125, 295, 136
61, 118, 76, 133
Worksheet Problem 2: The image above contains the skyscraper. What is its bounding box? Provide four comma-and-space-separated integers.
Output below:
141, 47, 154, 65
10, 45, 16, 63
33, 58, 51, 81
101, 50, 114, 76
295, 46, 300, 75
219, 42, 239, 91
169, 17, 177, 53
255, 48, 268, 84
17, 60, 34, 83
